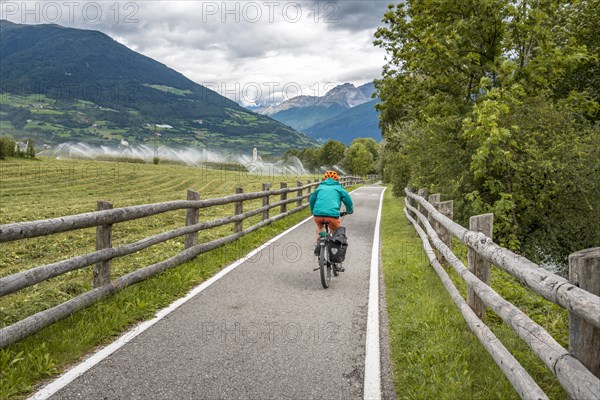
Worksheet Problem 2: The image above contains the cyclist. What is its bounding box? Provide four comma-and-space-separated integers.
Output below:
309, 170, 354, 255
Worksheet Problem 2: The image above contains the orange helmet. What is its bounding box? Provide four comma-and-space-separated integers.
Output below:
324, 170, 339, 180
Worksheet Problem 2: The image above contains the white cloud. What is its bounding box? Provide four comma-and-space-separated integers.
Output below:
1, 0, 389, 104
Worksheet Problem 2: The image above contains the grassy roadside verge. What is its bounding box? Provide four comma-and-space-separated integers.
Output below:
380, 190, 568, 399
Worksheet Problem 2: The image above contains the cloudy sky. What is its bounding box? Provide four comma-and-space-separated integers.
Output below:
1, 1, 392, 105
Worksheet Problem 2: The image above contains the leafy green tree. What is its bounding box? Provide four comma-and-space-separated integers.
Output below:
297, 147, 321, 172
0, 136, 16, 158
374, 0, 600, 265
345, 142, 375, 176
319, 140, 346, 168
378, 134, 411, 196
26, 139, 35, 158
351, 138, 379, 165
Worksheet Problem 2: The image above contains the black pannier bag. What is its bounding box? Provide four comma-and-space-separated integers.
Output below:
329, 226, 348, 263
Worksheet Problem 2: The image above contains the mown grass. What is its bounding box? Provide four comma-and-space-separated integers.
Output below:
0, 156, 325, 399
381, 190, 568, 399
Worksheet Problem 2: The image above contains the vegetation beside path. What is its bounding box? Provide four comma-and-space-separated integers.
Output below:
381, 190, 568, 399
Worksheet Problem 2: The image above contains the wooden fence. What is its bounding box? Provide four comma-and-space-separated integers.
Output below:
0, 176, 363, 349
404, 188, 600, 400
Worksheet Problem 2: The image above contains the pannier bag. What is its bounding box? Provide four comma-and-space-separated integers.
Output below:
329, 226, 348, 263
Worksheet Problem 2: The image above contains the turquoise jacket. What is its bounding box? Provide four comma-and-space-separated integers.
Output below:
309, 178, 354, 217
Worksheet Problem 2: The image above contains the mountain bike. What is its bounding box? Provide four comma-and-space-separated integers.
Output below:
314, 211, 347, 288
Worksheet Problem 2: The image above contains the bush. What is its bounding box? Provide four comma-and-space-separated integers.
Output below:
0, 135, 16, 158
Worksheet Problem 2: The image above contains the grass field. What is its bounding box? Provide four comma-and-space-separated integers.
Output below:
0, 156, 324, 399
381, 190, 568, 399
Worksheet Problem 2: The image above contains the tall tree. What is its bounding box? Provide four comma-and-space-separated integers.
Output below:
345, 142, 375, 176
374, 0, 599, 265
319, 140, 346, 168
26, 139, 35, 158
351, 138, 380, 164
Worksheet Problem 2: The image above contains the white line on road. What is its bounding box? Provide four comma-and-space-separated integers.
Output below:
364, 187, 386, 400
29, 186, 367, 400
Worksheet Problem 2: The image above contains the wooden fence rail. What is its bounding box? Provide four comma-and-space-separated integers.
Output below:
0, 183, 321, 243
405, 189, 600, 330
403, 188, 600, 400
403, 208, 548, 400
0, 176, 363, 349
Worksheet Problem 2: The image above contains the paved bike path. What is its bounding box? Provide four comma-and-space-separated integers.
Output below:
44, 185, 387, 400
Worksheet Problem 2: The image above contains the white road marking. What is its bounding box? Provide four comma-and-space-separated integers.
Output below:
364, 187, 386, 400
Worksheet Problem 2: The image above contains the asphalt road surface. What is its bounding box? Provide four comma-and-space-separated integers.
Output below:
45, 185, 390, 400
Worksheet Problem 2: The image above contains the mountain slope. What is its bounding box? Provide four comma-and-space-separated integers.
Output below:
266, 82, 372, 117
305, 99, 381, 144
261, 81, 381, 143
0, 20, 314, 155
267, 104, 347, 132
358, 82, 376, 99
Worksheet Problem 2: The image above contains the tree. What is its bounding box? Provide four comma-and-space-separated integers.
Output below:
374, 0, 600, 266
351, 138, 379, 165
0, 136, 16, 158
319, 140, 346, 168
296, 147, 321, 172
26, 139, 35, 158
345, 142, 375, 176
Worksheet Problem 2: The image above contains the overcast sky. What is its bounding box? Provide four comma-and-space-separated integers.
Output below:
1, 1, 392, 105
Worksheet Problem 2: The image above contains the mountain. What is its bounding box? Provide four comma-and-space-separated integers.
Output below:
263, 103, 348, 132
305, 99, 381, 144
255, 81, 381, 144
259, 96, 320, 115
0, 20, 315, 155
263, 82, 373, 116
357, 82, 376, 99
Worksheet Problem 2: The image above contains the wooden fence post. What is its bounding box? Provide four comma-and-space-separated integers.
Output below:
468, 213, 494, 319
405, 187, 415, 218
428, 193, 441, 234
569, 247, 600, 380
417, 188, 428, 221
93, 201, 113, 287
185, 190, 200, 249
306, 180, 312, 196
296, 181, 303, 207
280, 182, 287, 213
262, 183, 271, 221
234, 187, 243, 233
438, 200, 454, 251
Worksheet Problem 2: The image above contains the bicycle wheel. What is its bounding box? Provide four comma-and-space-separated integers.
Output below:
319, 242, 331, 288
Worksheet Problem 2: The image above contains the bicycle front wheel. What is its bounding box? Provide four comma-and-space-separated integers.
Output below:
319, 243, 331, 288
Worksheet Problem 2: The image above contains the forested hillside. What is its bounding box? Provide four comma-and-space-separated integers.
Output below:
0, 20, 314, 155
374, 0, 600, 267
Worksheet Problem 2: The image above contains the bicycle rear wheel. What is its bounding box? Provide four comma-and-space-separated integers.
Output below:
319, 243, 331, 288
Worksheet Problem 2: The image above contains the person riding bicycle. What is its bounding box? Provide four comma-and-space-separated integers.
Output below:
309, 170, 354, 255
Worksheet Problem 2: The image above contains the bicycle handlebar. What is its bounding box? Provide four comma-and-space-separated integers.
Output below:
340, 211, 348, 217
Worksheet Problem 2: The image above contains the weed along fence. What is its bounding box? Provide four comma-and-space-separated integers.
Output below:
0, 176, 363, 349
403, 188, 600, 400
